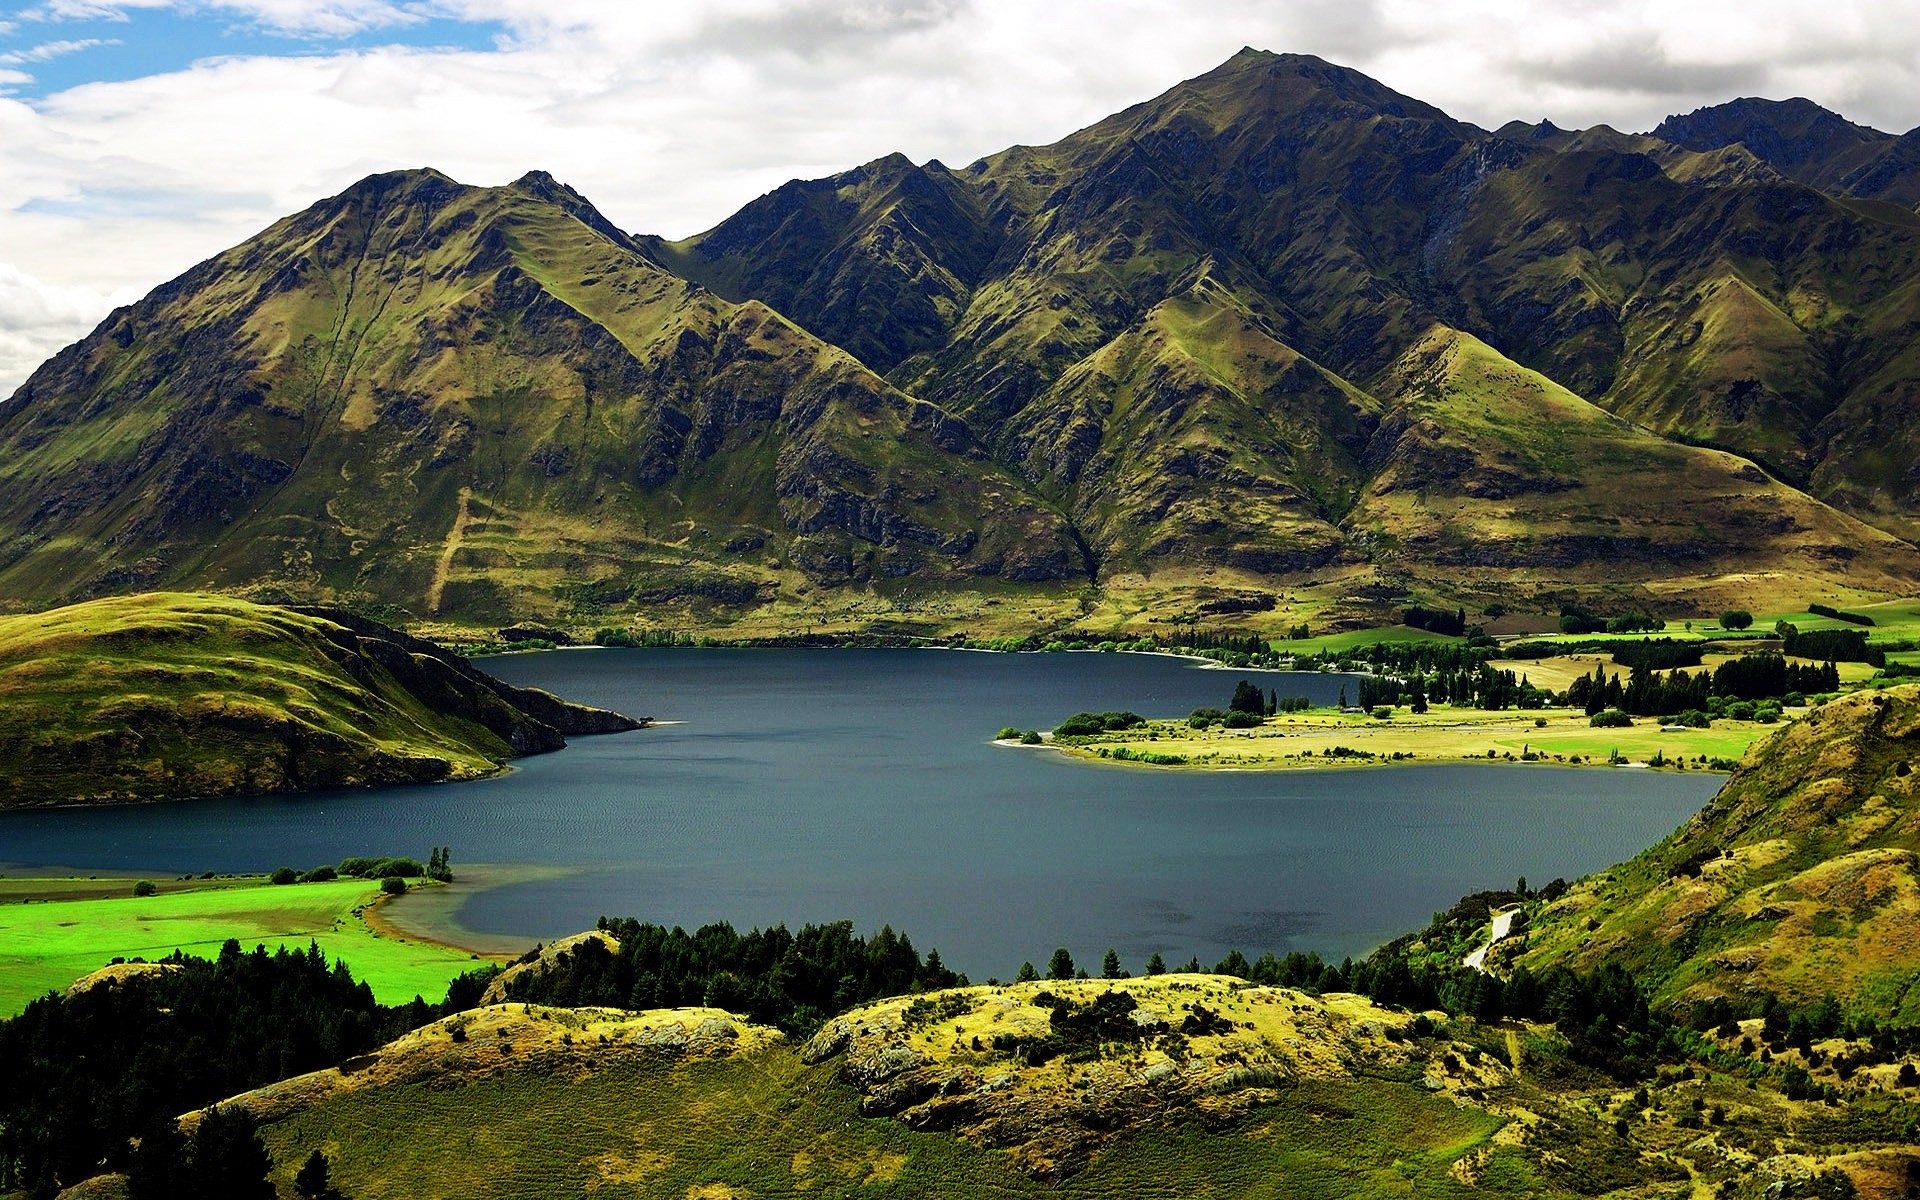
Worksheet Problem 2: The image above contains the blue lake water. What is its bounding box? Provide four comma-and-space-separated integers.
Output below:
0, 649, 1717, 978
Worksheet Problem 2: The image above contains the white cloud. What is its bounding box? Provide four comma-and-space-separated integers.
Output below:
2, 0, 1919, 396
0, 261, 136, 392
0, 38, 120, 65
15, 1, 168, 22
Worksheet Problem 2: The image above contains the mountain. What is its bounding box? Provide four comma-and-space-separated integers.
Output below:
6, 50, 1920, 629
1652, 96, 1920, 207
1513, 684, 1920, 1024
0, 592, 639, 806
664, 49, 1920, 591
0, 169, 1083, 624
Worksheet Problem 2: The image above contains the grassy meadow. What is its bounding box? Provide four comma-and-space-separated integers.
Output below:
0, 873, 494, 1014
1046, 704, 1772, 772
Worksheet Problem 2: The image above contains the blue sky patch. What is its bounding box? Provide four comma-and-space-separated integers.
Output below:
0, 5, 507, 99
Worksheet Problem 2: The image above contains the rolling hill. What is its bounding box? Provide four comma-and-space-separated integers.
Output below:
0, 592, 638, 806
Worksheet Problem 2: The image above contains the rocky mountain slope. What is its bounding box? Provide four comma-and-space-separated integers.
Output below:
7, 50, 1920, 628
0, 592, 639, 806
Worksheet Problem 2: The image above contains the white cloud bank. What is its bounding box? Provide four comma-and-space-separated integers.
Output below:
2, 0, 1918, 395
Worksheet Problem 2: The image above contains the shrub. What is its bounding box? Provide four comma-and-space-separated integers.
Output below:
1224, 709, 1262, 728
997, 726, 1021, 740
1188, 707, 1229, 728
1019, 730, 1042, 745
1590, 709, 1633, 728
301, 865, 338, 882
379, 877, 407, 896
269, 867, 298, 885
132, 880, 157, 897
1370, 706, 1392, 720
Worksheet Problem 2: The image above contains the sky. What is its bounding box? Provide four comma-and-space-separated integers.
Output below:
3, 0, 1919, 396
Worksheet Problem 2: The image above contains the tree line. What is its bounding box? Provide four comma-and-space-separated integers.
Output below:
500, 918, 961, 1034
0, 940, 463, 1198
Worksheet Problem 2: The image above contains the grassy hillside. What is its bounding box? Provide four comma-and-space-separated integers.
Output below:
1511, 684, 1920, 1023
200, 971, 1919, 1198
1354, 326, 1920, 593
0, 592, 635, 806
238, 981, 1527, 1199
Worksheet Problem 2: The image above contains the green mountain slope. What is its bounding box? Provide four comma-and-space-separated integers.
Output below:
674, 49, 1920, 570
1350, 326, 1918, 590
7, 51, 1920, 627
1514, 684, 1920, 1024
0, 169, 1084, 621
0, 592, 637, 806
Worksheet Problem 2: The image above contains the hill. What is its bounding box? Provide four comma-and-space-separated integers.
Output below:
1509, 684, 1920, 1024
8, 51, 1920, 631
0, 592, 638, 806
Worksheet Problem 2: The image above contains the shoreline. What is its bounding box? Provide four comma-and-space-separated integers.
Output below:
364, 862, 576, 957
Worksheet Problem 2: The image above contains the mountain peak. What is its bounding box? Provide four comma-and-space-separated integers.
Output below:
329, 167, 465, 210
1652, 96, 1888, 158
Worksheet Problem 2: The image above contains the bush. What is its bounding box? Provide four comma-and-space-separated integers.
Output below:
1188, 707, 1229, 728
1719, 610, 1753, 630
1224, 709, 1262, 728
132, 880, 157, 897
338, 856, 424, 879
269, 867, 298, 885
1370, 706, 1392, 720
1590, 709, 1633, 728
1054, 710, 1146, 737
301, 865, 337, 882
380, 877, 407, 896
997, 726, 1021, 740
1019, 730, 1042, 745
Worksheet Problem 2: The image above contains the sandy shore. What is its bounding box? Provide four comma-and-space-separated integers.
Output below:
366, 862, 579, 957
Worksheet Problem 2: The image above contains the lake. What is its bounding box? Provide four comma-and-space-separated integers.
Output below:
0, 649, 1717, 978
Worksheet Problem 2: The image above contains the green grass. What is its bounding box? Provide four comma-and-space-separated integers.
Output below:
0, 874, 484, 1015
0, 592, 534, 806
1060, 706, 1771, 772
1274, 626, 1461, 654
261, 1046, 1521, 1200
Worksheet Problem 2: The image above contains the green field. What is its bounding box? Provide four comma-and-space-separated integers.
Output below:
263, 1047, 1519, 1200
0, 874, 489, 1015
1050, 705, 1771, 772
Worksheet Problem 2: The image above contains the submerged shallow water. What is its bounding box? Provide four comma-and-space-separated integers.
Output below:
0, 649, 1717, 977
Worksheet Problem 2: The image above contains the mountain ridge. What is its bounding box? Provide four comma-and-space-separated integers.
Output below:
6, 50, 1920, 629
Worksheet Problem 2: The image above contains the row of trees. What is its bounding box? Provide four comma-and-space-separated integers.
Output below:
500, 919, 961, 1033
1566, 655, 1841, 717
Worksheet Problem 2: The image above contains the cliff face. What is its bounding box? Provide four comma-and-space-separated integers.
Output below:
0, 593, 640, 807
